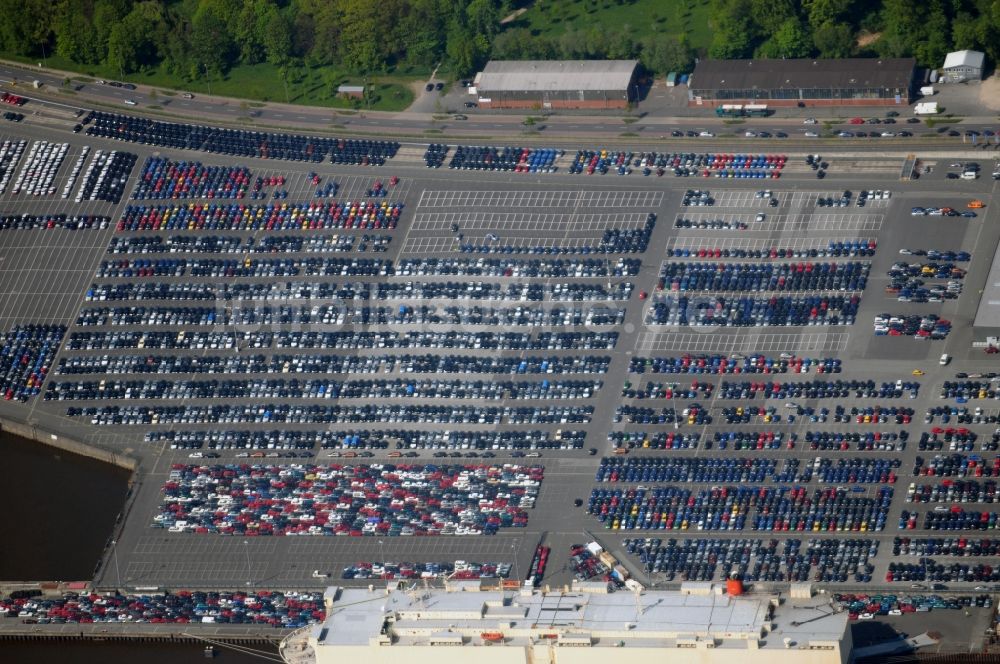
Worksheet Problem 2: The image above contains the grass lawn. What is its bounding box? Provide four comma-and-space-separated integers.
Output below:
507, 0, 714, 53
1, 52, 414, 112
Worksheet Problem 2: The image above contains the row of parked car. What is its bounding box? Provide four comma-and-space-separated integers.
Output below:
1, 590, 325, 627
71, 403, 588, 426
148, 427, 586, 451
394, 257, 641, 278
0, 325, 65, 402
107, 233, 391, 255
625, 537, 877, 584
669, 240, 877, 260
607, 430, 702, 449
47, 377, 603, 402
0, 139, 26, 194
805, 430, 908, 452
157, 462, 542, 536
132, 157, 254, 200
646, 294, 860, 327
711, 379, 917, 400
906, 479, 999, 504
95, 256, 392, 279
58, 352, 609, 377
341, 560, 512, 579
612, 404, 711, 426
595, 457, 801, 484
674, 217, 745, 230
656, 261, 870, 293
894, 537, 1000, 557
0, 214, 109, 231
444, 146, 560, 172
629, 354, 841, 375
83, 111, 398, 164
835, 593, 990, 619
70, 301, 623, 328
913, 454, 1000, 478
588, 486, 893, 533
874, 313, 951, 339
116, 200, 404, 232
939, 381, 1000, 400
887, 560, 1000, 584
64, 329, 619, 353
10, 141, 68, 197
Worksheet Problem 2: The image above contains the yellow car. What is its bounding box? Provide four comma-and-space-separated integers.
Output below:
912, 369, 924, 376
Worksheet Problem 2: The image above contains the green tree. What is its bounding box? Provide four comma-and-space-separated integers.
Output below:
750, 0, 799, 37
914, 0, 951, 67
0, 0, 54, 56
399, 0, 446, 67
803, 0, 852, 29
338, 0, 389, 72
641, 35, 694, 75
709, 0, 756, 59
263, 8, 293, 66
191, 0, 237, 75
54, 1, 102, 64
877, 0, 924, 58
756, 18, 814, 58
812, 20, 854, 58
465, 0, 502, 40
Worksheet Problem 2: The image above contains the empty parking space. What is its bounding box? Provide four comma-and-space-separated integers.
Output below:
667, 235, 879, 252
411, 212, 650, 233
417, 190, 662, 208
637, 330, 850, 353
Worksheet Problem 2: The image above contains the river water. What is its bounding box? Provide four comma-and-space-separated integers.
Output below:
1, 433, 279, 661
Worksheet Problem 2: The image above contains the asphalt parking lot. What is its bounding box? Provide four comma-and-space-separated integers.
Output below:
0, 117, 999, 616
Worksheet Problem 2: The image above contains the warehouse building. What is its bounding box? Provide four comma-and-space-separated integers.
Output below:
280, 582, 852, 664
473, 60, 638, 110
942, 50, 985, 83
688, 58, 915, 108
972, 240, 1000, 347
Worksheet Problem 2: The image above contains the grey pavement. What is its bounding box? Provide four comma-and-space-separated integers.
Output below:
0, 111, 998, 617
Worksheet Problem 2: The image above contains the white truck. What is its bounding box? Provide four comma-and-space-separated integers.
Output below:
914, 102, 938, 115
919, 85, 935, 96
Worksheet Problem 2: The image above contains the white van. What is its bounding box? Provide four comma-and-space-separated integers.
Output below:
939, 354, 951, 365
124, 99, 137, 106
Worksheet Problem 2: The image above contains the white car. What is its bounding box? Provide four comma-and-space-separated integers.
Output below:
745, 130, 757, 137
804, 131, 819, 137
698, 131, 714, 137
803, 117, 817, 124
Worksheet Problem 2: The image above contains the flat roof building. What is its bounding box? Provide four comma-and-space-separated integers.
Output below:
942, 50, 985, 83
280, 583, 851, 664
689, 58, 915, 108
474, 60, 639, 110
973, 236, 1000, 346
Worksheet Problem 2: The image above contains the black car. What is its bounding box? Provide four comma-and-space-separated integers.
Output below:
949, 130, 961, 136
907, 117, 921, 123
435, 82, 444, 91
947, 173, 960, 179
72, 124, 82, 133
425, 83, 433, 92
463, 101, 477, 108
671, 130, 683, 137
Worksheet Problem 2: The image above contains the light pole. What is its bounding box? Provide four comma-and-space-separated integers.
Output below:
378, 540, 385, 577
203, 64, 212, 96
511, 542, 520, 584
110, 540, 123, 590
243, 540, 252, 587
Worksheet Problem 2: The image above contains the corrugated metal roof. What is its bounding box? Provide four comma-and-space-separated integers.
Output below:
944, 50, 984, 70
478, 60, 638, 92
974, 247, 1000, 330
690, 58, 915, 91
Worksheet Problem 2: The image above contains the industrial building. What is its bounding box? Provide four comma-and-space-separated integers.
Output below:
973, 241, 1000, 347
688, 58, 915, 108
473, 60, 639, 110
942, 50, 985, 83
279, 581, 852, 664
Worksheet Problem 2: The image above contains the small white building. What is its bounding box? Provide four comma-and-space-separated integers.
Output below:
942, 50, 984, 83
